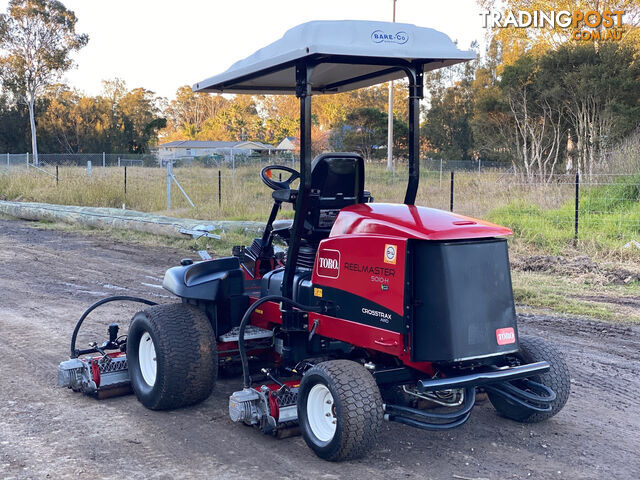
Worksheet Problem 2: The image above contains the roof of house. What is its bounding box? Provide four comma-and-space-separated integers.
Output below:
276, 137, 299, 149
194, 20, 474, 95
158, 140, 275, 150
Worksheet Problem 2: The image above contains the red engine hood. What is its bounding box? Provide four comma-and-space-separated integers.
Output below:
330, 203, 512, 240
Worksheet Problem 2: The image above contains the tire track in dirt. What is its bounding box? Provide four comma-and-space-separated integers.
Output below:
1, 218, 640, 480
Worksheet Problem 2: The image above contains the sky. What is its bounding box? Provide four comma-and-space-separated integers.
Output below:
0, 0, 486, 99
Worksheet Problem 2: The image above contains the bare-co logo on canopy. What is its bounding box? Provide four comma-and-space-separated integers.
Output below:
371, 30, 408, 44
317, 249, 340, 279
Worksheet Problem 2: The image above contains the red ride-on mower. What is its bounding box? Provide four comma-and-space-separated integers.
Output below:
59, 20, 570, 461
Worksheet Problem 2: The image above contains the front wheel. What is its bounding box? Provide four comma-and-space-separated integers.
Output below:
489, 335, 570, 423
297, 360, 383, 461
128, 303, 217, 410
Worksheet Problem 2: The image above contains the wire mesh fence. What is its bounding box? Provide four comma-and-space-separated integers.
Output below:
1, 153, 638, 252
0, 153, 508, 171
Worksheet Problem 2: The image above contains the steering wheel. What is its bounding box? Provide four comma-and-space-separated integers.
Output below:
260, 165, 300, 191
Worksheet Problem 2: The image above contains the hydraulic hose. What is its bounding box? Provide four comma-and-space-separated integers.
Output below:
70, 296, 157, 358
238, 295, 319, 388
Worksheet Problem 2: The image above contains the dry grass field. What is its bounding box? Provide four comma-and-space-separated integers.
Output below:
1, 163, 638, 259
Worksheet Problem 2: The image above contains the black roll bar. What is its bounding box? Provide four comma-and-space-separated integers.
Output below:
280, 59, 424, 305
281, 62, 314, 304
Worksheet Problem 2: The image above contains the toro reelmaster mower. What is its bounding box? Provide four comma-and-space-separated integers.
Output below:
58, 20, 570, 461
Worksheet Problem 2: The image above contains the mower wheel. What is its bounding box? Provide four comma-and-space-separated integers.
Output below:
489, 335, 570, 423
297, 360, 383, 461
128, 303, 217, 410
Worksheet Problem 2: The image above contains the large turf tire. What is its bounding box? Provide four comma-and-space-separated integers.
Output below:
297, 360, 383, 461
489, 335, 570, 423
128, 303, 217, 410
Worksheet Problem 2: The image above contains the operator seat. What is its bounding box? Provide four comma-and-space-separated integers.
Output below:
262, 153, 367, 298
271, 152, 367, 245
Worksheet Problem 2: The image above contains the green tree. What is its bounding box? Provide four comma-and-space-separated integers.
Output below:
472, 42, 639, 179
332, 107, 388, 161
164, 86, 229, 141
0, 92, 30, 151
260, 95, 299, 145
470, 40, 512, 163
539, 42, 640, 176
118, 87, 166, 153
0, 0, 87, 164
421, 42, 479, 160
422, 82, 475, 160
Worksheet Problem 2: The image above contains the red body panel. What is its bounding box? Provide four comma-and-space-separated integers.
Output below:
309, 312, 434, 374
244, 203, 512, 375
330, 203, 512, 240
248, 296, 282, 328
312, 235, 406, 316
311, 312, 404, 356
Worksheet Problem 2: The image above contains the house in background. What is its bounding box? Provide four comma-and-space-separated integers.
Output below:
276, 136, 299, 152
154, 140, 276, 163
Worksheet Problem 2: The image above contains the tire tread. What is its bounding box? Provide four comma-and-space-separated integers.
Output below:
489, 335, 570, 423
301, 360, 383, 461
131, 303, 217, 410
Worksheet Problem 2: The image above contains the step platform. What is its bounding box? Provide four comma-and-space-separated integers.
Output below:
219, 325, 274, 342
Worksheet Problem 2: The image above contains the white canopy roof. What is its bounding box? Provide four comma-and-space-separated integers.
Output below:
193, 20, 474, 95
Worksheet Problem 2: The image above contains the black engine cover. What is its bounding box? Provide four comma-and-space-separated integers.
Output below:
409, 238, 519, 362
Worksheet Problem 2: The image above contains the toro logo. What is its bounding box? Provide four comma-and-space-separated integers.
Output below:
496, 327, 516, 345
316, 249, 340, 279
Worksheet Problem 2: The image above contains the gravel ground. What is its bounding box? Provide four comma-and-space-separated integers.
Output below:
0, 218, 638, 480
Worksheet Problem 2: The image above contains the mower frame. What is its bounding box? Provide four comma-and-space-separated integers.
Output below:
62, 21, 570, 461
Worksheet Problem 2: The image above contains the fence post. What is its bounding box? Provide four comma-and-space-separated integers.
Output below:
56, 165, 59, 186
439, 158, 443, 187
26, 152, 29, 170
87, 161, 92, 177
6, 153, 9, 171
574, 172, 580, 244
166, 162, 172, 210
478, 159, 482, 173
231, 149, 235, 182
118, 157, 121, 167
218, 170, 221, 206
124, 166, 127, 196
450, 171, 455, 212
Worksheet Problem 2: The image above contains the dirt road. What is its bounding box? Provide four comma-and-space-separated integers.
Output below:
0, 218, 638, 480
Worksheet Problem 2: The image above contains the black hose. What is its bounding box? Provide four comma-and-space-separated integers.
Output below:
238, 295, 319, 388
70, 296, 157, 358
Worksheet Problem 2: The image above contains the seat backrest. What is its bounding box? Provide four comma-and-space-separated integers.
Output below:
310, 152, 365, 203
301, 153, 365, 243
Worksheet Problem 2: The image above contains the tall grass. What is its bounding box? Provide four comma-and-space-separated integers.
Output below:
487, 175, 640, 254
1, 163, 638, 257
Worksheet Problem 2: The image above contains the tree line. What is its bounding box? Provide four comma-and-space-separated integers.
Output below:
0, 79, 165, 154
425, 40, 640, 179
1, 0, 639, 179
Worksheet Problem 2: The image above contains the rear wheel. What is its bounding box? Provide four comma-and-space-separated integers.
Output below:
128, 303, 217, 410
489, 335, 570, 423
297, 360, 383, 461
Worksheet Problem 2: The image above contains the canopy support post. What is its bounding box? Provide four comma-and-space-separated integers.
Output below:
278, 61, 314, 366
281, 62, 313, 305
404, 64, 423, 205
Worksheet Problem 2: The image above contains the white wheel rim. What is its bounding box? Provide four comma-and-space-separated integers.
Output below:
307, 384, 337, 442
138, 331, 157, 387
